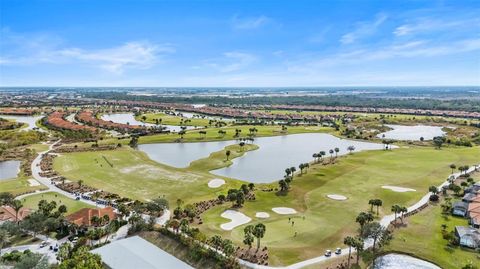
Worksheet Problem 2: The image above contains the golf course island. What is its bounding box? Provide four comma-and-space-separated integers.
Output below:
1, 89, 479, 269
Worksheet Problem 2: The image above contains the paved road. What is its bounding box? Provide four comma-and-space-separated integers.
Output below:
19, 140, 103, 208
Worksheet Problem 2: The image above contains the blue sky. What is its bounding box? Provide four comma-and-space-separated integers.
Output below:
1, 0, 479, 87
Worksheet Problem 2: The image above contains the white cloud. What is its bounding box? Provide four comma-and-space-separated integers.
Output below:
0, 30, 174, 74
394, 17, 480, 36
232, 15, 271, 29
205, 51, 256, 72
340, 13, 388, 44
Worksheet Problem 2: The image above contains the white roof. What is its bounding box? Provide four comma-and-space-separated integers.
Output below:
91, 236, 193, 269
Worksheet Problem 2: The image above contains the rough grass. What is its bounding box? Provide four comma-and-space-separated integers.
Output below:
385, 202, 480, 269
20, 191, 94, 214
199, 146, 480, 266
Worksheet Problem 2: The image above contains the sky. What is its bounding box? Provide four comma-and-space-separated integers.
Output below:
0, 0, 479, 87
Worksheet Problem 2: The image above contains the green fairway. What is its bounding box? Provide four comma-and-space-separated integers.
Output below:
385, 202, 478, 269
0, 178, 47, 196
199, 146, 480, 266
138, 125, 333, 144
137, 112, 212, 127
53, 144, 257, 205
20, 191, 93, 214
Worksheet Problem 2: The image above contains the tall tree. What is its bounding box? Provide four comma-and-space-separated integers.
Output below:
252, 223, 266, 250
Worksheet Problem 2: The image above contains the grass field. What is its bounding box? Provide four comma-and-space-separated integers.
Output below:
20, 191, 94, 214
384, 202, 479, 269
199, 146, 480, 266
138, 125, 333, 144
53, 144, 257, 205
0, 177, 46, 196
137, 112, 212, 127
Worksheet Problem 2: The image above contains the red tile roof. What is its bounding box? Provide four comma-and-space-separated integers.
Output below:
0, 206, 31, 222
66, 207, 116, 226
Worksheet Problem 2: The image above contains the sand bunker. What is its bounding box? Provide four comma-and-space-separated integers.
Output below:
327, 194, 348, 201
208, 178, 225, 188
382, 186, 416, 192
255, 212, 270, 219
272, 207, 297, 215
220, 210, 251, 231
28, 179, 40, 186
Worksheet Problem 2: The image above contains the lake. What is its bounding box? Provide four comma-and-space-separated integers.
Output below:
377, 125, 445, 141
139, 133, 385, 183
0, 115, 44, 131
0, 160, 21, 180
373, 254, 441, 269
101, 113, 195, 132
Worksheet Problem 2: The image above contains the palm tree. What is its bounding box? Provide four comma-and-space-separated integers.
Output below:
368, 199, 376, 212
334, 147, 339, 157
90, 215, 100, 227
329, 149, 334, 160
312, 153, 318, 163
78, 180, 84, 188
252, 223, 266, 250
243, 225, 254, 248
450, 164, 457, 174
279, 180, 289, 192
374, 199, 383, 215
0, 229, 10, 255
347, 145, 355, 154
225, 150, 231, 161
356, 212, 373, 233
343, 236, 355, 268
353, 237, 364, 265
391, 204, 402, 226
11, 200, 23, 224
400, 206, 408, 223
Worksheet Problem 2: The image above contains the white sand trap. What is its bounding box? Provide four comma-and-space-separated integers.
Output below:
255, 212, 270, 219
272, 207, 297, 215
382, 186, 416, 193
327, 194, 348, 201
28, 179, 40, 186
208, 178, 225, 188
220, 210, 251, 231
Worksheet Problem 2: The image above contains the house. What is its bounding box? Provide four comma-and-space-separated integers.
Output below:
462, 193, 478, 203
0, 206, 31, 223
465, 183, 480, 194
452, 201, 468, 217
66, 207, 116, 227
455, 226, 480, 248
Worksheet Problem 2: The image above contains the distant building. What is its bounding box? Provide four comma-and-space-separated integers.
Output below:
0, 206, 31, 223
455, 226, 480, 248
66, 207, 116, 227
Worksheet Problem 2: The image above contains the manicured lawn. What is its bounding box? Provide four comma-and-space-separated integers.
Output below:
28, 143, 49, 153
20, 191, 93, 214
199, 146, 480, 266
138, 112, 212, 127
0, 177, 46, 196
53, 144, 257, 205
138, 125, 333, 144
385, 202, 480, 268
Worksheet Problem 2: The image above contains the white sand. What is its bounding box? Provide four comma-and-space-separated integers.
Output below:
255, 212, 270, 219
208, 178, 226, 188
327, 194, 348, 201
382, 186, 416, 193
28, 179, 40, 186
220, 210, 251, 231
272, 207, 297, 215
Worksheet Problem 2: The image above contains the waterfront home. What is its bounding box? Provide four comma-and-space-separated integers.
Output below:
455, 226, 480, 248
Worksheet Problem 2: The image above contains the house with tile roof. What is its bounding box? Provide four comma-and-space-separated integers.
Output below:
0, 206, 31, 223
66, 207, 116, 227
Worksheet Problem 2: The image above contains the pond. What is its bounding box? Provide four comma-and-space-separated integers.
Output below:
101, 113, 195, 132
377, 124, 445, 141
373, 254, 441, 269
0, 160, 21, 180
139, 133, 385, 183
0, 115, 44, 131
